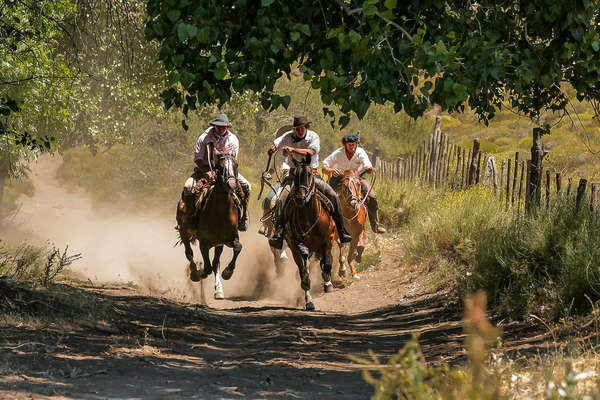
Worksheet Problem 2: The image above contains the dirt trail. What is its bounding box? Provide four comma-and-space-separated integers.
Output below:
0, 155, 549, 399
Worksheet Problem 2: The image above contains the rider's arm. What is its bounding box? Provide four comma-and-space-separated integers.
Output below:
322, 166, 336, 176
286, 147, 315, 156
357, 147, 374, 175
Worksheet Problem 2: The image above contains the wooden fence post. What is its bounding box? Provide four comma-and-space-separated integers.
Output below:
526, 128, 545, 211
511, 152, 519, 206
518, 160, 525, 213
591, 183, 598, 212
468, 139, 480, 186
556, 173, 562, 197
576, 179, 588, 212
545, 169, 551, 208
505, 158, 511, 207
567, 177, 573, 196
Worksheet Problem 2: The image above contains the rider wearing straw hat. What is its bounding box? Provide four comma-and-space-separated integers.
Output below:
182, 113, 251, 231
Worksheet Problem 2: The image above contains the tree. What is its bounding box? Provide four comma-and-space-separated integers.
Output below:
145, 0, 600, 127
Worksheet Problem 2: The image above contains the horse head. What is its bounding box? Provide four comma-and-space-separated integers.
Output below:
290, 156, 315, 207
214, 151, 238, 192
340, 170, 362, 210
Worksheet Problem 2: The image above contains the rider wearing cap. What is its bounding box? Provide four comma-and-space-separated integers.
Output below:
182, 113, 251, 231
267, 116, 352, 249
322, 133, 387, 233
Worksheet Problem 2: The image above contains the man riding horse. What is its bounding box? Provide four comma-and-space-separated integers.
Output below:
267, 116, 352, 249
181, 113, 251, 231
322, 133, 387, 234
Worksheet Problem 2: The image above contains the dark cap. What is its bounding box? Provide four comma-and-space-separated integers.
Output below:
342, 133, 360, 143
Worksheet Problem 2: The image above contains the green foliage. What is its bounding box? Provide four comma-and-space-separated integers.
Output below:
145, 0, 600, 127
470, 199, 600, 320
405, 186, 511, 271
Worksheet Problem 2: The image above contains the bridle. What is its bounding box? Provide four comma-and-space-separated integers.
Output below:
215, 152, 238, 191
291, 164, 316, 207
340, 173, 367, 221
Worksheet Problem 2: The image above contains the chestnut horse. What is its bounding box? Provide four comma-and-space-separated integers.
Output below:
333, 170, 367, 279
283, 159, 335, 310
176, 152, 242, 299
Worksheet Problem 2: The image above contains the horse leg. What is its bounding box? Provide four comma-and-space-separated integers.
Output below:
337, 241, 347, 278
351, 232, 364, 279
212, 245, 224, 299
199, 242, 213, 278
321, 250, 334, 293
291, 247, 313, 310
183, 238, 202, 282
222, 236, 242, 280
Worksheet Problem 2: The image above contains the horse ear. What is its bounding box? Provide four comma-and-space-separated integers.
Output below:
292, 158, 299, 167
304, 154, 311, 165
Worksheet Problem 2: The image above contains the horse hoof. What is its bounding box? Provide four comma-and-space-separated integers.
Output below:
221, 266, 234, 280
189, 270, 201, 282
352, 274, 361, 280
338, 267, 347, 278
324, 282, 334, 293
305, 302, 315, 311
214, 290, 225, 300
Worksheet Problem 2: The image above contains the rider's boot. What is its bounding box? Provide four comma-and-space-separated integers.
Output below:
268, 211, 286, 249
237, 181, 250, 232
367, 198, 387, 234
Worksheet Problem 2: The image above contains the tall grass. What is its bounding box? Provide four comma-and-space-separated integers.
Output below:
0, 241, 81, 286
471, 199, 600, 320
402, 185, 513, 290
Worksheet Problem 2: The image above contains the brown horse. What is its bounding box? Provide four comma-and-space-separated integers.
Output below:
333, 170, 367, 279
176, 152, 242, 299
284, 159, 336, 310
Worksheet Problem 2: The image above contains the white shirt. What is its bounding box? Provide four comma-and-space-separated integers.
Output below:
323, 146, 372, 173
194, 127, 239, 166
273, 129, 320, 170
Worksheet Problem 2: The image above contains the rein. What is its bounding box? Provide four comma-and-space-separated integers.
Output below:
340, 174, 367, 222
289, 193, 322, 238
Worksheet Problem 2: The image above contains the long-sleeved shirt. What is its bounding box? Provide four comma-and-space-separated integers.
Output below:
273, 129, 320, 170
194, 127, 239, 166
322, 146, 372, 173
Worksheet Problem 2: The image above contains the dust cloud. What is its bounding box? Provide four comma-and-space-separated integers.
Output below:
4, 154, 311, 308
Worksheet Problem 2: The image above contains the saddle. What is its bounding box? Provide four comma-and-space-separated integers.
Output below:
191, 177, 243, 216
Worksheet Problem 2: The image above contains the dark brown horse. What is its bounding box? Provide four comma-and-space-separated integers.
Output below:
334, 170, 367, 279
176, 152, 242, 299
284, 159, 336, 310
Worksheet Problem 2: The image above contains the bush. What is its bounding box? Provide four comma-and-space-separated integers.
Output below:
470, 199, 600, 320
0, 241, 81, 286
405, 186, 511, 282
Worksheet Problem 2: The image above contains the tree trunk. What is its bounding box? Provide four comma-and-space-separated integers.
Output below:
526, 128, 545, 212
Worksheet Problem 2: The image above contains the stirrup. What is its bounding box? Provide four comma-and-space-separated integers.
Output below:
339, 232, 352, 244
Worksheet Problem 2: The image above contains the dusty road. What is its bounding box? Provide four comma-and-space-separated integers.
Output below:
0, 155, 548, 399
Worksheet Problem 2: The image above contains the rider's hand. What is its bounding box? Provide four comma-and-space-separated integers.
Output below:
282, 146, 293, 155
332, 169, 343, 177
205, 171, 216, 181
268, 145, 276, 155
